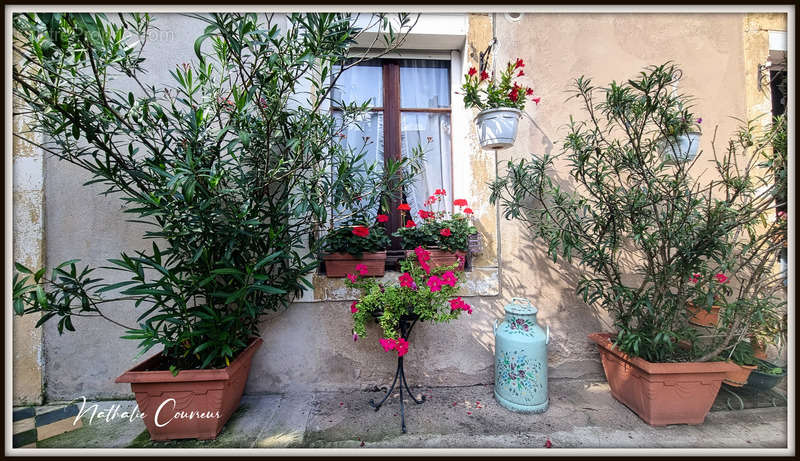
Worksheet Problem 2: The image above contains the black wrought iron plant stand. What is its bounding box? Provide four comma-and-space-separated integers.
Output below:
369, 315, 425, 433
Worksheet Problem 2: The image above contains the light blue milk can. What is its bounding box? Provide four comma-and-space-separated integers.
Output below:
493, 297, 550, 413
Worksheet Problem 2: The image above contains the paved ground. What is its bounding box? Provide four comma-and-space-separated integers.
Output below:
32, 379, 789, 450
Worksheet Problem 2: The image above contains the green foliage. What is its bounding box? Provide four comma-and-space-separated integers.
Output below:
722, 341, 757, 367
461, 58, 537, 111
489, 62, 787, 363
347, 249, 470, 344
323, 222, 390, 257
12, 12, 417, 370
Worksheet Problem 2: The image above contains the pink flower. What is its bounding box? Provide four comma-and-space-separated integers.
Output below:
696, 117, 703, 124
346, 273, 358, 282
532, 97, 541, 105
405, 220, 416, 228
350, 301, 359, 313
396, 338, 409, 357
427, 275, 443, 292
689, 273, 701, 284
420, 260, 431, 275
353, 332, 358, 342
415, 246, 431, 262
355, 264, 369, 276
525, 87, 534, 96
377, 214, 389, 223
449, 297, 473, 314
399, 272, 415, 289
379, 338, 396, 352
715, 273, 729, 284
441, 271, 458, 287
440, 228, 452, 237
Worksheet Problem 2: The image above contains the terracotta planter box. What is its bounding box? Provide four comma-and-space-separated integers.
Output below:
687, 302, 721, 327
116, 337, 263, 441
405, 249, 465, 271
722, 362, 757, 387
589, 333, 738, 426
750, 338, 768, 360
323, 251, 386, 278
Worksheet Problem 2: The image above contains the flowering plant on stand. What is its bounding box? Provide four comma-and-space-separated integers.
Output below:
393, 189, 477, 253
461, 57, 541, 111
346, 246, 472, 356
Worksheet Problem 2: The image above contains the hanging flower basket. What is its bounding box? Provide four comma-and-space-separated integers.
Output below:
660, 131, 702, 163
475, 108, 522, 150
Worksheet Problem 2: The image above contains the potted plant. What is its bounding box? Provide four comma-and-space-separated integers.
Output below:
490, 63, 787, 426
346, 246, 472, 433
322, 218, 390, 277
11, 12, 415, 440
393, 190, 477, 270
719, 342, 758, 387
686, 271, 731, 327
461, 58, 541, 149
743, 360, 786, 392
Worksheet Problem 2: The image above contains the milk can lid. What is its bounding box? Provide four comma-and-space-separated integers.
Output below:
505, 297, 538, 315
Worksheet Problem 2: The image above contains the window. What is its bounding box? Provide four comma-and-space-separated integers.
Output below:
332, 58, 453, 257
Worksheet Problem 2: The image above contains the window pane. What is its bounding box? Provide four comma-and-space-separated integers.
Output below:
400, 112, 452, 217
332, 111, 385, 220
332, 62, 383, 108
399, 59, 450, 108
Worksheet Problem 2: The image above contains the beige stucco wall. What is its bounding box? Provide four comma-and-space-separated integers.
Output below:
11, 12, 777, 401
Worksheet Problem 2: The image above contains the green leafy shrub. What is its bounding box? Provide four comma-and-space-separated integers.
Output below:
489, 62, 787, 363
12, 12, 417, 370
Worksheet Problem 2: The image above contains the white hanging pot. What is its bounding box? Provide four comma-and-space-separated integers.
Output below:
660, 131, 702, 163
475, 107, 522, 150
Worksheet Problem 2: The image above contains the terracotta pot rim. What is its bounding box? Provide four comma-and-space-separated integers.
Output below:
323, 251, 387, 261
588, 332, 739, 374
116, 337, 263, 384
403, 248, 466, 255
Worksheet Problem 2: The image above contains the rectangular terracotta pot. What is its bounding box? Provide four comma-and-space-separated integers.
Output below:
405, 249, 465, 271
323, 251, 386, 278
116, 337, 263, 441
588, 333, 738, 426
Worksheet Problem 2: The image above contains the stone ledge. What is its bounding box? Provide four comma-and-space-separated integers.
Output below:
299, 267, 500, 302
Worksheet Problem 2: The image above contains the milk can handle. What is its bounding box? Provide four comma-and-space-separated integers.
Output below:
493, 319, 499, 335
511, 297, 532, 307
546, 325, 551, 345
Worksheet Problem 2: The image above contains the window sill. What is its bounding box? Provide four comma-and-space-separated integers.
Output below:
297, 266, 499, 302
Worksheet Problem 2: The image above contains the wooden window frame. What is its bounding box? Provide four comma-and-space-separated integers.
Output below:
331, 59, 453, 264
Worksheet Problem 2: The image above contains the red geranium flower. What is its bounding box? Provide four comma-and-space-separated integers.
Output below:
397, 203, 411, 211
468, 67, 477, 77
515, 58, 525, 69
405, 220, 416, 228
377, 214, 389, 223
453, 199, 468, 207
440, 228, 452, 237
352, 226, 370, 237
434, 189, 446, 196
463, 207, 473, 215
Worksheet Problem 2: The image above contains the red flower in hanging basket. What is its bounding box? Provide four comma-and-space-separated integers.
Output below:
352, 226, 370, 237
